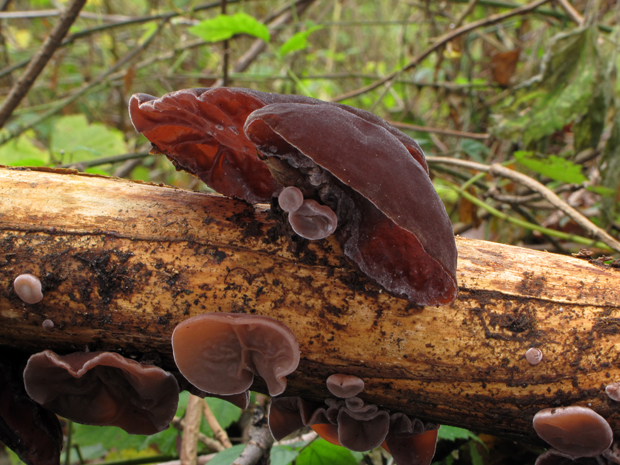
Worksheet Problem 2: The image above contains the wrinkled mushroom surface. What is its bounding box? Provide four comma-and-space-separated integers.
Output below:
245, 103, 457, 306
172, 312, 299, 396
23, 350, 179, 435
129, 88, 428, 205
533, 406, 613, 458
288, 199, 338, 240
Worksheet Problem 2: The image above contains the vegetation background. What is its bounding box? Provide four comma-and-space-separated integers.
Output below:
1, 0, 619, 464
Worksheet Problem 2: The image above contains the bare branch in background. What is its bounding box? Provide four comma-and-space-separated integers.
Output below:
0, 0, 87, 129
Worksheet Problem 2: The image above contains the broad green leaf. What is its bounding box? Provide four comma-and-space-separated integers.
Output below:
189, 13, 269, 43
279, 26, 322, 56
71, 423, 149, 451
209, 444, 245, 465
588, 185, 616, 196
51, 115, 127, 164
0, 130, 47, 166
143, 426, 178, 455
270, 445, 299, 465
469, 440, 484, 465
295, 439, 358, 465
460, 139, 490, 163
131, 165, 151, 182
514, 151, 586, 184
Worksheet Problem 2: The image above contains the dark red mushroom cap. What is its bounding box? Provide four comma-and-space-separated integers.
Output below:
533, 406, 613, 458
535, 448, 603, 465
337, 406, 390, 451
326, 374, 365, 398
172, 313, 300, 397
23, 350, 179, 435
128, 88, 279, 204
244, 103, 457, 306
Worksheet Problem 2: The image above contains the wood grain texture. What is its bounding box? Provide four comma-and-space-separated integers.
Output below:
1, 166, 620, 443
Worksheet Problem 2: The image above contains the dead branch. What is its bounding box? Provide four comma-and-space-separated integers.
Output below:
1, 167, 620, 444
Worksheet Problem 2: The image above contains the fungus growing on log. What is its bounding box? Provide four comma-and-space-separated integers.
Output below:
0, 348, 63, 465
535, 448, 605, 464
533, 406, 613, 458
13, 274, 43, 304
605, 383, 620, 402
245, 103, 457, 306
288, 199, 338, 240
326, 374, 365, 398
278, 186, 304, 212
526, 348, 544, 366
129, 87, 457, 306
172, 313, 299, 396
23, 350, 179, 435
268, 396, 438, 464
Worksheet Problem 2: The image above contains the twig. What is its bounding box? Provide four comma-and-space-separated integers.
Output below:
0, 0, 87, 129
331, 0, 554, 102
388, 120, 490, 140
427, 156, 620, 252
231, 407, 274, 465
171, 417, 225, 452
58, 152, 153, 169
0, 19, 168, 146
454, 0, 479, 28
181, 395, 204, 465
202, 399, 233, 449
555, 0, 584, 25
0, 9, 133, 21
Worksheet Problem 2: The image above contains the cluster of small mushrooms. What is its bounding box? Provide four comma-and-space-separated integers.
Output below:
2, 87, 618, 465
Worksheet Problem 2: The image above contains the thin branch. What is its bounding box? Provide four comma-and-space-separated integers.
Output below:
388, 120, 490, 140
0, 0, 87, 129
58, 152, 153, 169
555, 0, 584, 25
231, 408, 273, 465
0, 19, 168, 146
181, 395, 205, 465
0, 9, 133, 21
331, 0, 554, 102
428, 156, 620, 252
454, 0, 479, 28
171, 417, 225, 452
202, 400, 232, 449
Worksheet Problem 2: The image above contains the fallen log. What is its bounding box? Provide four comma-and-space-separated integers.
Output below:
1, 165, 619, 444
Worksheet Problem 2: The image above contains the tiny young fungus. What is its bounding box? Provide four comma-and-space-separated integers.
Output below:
533, 406, 613, 457
526, 348, 543, 366
605, 383, 620, 402
535, 448, 606, 465
41, 319, 54, 330
13, 274, 43, 304
23, 350, 180, 435
278, 186, 304, 213
172, 313, 300, 396
288, 199, 338, 240
326, 374, 365, 398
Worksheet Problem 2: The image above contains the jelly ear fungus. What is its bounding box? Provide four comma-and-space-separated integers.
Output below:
244, 103, 457, 306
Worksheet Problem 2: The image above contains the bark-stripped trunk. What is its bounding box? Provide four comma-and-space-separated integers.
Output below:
1, 166, 620, 443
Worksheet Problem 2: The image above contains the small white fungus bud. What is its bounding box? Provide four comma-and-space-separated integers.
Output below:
526, 348, 543, 366
13, 274, 43, 304
606, 382, 620, 401
42, 319, 54, 330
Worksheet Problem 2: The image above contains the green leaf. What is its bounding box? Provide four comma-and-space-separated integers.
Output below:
279, 26, 322, 56
189, 13, 269, 43
201, 397, 242, 435
0, 130, 47, 166
208, 444, 245, 465
72, 423, 148, 451
51, 115, 128, 164
270, 445, 299, 465
587, 185, 616, 196
514, 151, 586, 184
295, 439, 358, 465
460, 139, 490, 163
131, 165, 151, 182
468, 441, 484, 465
438, 426, 487, 451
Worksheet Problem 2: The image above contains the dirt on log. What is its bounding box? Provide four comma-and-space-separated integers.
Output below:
1, 166, 620, 444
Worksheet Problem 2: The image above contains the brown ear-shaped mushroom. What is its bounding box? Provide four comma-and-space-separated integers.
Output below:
0, 348, 62, 465
337, 406, 390, 451
326, 374, 365, 398
288, 199, 338, 240
383, 413, 438, 465
533, 406, 613, 458
23, 350, 179, 435
172, 313, 300, 396
128, 88, 279, 203
268, 397, 327, 440
244, 103, 457, 306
